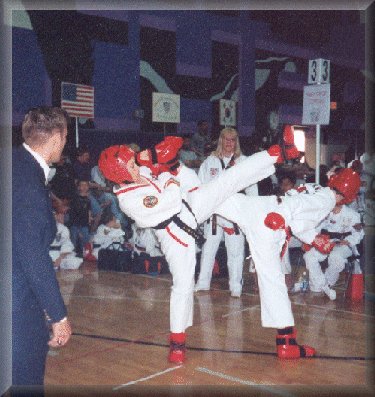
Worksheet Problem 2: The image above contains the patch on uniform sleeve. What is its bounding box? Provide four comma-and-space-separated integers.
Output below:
210, 168, 219, 177
143, 195, 158, 208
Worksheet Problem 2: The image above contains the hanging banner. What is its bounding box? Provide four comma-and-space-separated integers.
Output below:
302, 84, 330, 125
152, 93, 180, 123
219, 99, 236, 126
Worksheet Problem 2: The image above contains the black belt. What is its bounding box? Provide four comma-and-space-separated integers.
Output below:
50, 246, 61, 251
154, 200, 206, 246
321, 230, 352, 240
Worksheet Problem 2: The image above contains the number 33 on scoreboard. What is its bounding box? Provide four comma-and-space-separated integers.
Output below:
308, 59, 330, 85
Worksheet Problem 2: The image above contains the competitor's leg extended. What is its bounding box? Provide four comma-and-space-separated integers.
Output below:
188, 151, 277, 224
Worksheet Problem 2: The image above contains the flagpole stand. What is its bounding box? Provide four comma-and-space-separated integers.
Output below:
75, 117, 79, 148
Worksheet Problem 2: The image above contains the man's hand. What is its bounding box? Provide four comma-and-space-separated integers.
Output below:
48, 317, 72, 348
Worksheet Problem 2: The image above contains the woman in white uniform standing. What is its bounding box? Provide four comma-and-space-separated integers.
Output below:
195, 127, 258, 297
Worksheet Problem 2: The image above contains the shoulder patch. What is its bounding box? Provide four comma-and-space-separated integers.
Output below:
143, 195, 158, 208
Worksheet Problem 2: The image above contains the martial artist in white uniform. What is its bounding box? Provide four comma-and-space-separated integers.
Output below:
214, 184, 336, 328
99, 140, 279, 362
91, 215, 126, 259
98, 128, 304, 361
49, 213, 83, 270
303, 203, 364, 299
195, 127, 258, 297
115, 151, 275, 329
129, 224, 163, 258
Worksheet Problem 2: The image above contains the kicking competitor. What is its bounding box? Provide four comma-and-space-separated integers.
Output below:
98, 129, 299, 363
212, 169, 361, 359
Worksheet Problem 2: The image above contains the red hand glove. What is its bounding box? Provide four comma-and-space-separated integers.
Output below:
155, 136, 183, 164
264, 212, 285, 230
267, 145, 283, 163
312, 234, 335, 254
136, 137, 183, 176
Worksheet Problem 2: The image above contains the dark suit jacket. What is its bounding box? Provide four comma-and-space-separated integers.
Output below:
12, 145, 67, 384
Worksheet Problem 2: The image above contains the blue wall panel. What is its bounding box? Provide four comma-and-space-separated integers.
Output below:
12, 28, 49, 119
92, 41, 139, 118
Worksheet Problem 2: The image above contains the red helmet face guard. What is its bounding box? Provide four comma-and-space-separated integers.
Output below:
328, 168, 361, 204
98, 145, 135, 184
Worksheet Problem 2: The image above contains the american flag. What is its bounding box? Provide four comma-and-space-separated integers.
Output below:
61, 82, 94, 119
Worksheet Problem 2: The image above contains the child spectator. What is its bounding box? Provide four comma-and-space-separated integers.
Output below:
129, 224, 167, 275
92, 209, 126, 259
50, 212, 83, 270
68, 179, 94, 259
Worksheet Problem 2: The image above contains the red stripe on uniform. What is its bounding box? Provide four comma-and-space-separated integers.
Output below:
145, 178, 162, 193
188, 186, 199, 193
166, 226, 188, 247
115, 184, 149, 195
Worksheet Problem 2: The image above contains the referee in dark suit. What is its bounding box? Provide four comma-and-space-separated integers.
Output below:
12, 107, 72, 391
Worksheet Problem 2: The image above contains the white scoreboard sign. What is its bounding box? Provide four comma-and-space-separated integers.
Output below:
302, 84, 331, 125
308, 58, 330, 84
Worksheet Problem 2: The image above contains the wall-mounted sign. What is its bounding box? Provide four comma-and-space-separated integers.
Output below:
219, 99, 236, 126
152, 93, 180, 123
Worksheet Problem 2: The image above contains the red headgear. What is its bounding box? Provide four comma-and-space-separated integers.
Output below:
98, 145, 135, 184
328, 168, 361, 204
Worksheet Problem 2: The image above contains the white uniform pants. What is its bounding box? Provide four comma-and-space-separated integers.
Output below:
156, 151, 276, 333
304, 244, 352, 291
197, 219, 245, 293
215, 194, 295, 328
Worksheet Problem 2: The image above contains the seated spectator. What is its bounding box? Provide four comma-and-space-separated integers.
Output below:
72, 146, 92, 182
128, 224, 167, 274
49, 150, 77, 201
91, 209, 126, 259
49, 211, 83, 270
277, 172, 297, 195
90, 164, 129, 230
67, 179, 95, 259
178, 136, 202, 172
190, 120, 215, 161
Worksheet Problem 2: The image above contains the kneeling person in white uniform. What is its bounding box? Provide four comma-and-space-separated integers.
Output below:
303, 191, 364, 300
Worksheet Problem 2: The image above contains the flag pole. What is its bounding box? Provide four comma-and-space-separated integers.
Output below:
75, 117, 79, 148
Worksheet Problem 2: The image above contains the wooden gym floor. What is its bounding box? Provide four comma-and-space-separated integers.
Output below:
43, 257, 375, 397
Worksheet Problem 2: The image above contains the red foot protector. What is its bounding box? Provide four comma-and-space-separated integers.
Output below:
168, 332, 186, 364
276, 327, 316, 359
